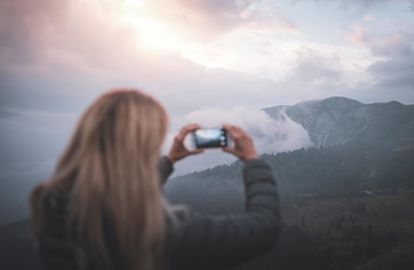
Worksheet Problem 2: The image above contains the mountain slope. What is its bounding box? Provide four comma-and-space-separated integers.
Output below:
167, 97, 414, 207
166, 142, 414, 205
264, 97, 414, 148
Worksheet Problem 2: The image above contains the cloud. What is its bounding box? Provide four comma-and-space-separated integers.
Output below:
137, 0, 296, 41
0, 0, 299, 115
268, 47, 360, 101
2, 0, 410, 117
345, 24, 371, 46
0, 0, 146, 110
0, 0, 136, 69
291, 0, 414, 11
0, 109, 77, 166
164, 106, 313, 175
338, 11, 414, 102
364, 29, 414, 95
0, 0, 68, 64
287, 48, 342, 84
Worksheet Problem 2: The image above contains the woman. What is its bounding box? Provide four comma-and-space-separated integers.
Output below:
30, 89, 281, 270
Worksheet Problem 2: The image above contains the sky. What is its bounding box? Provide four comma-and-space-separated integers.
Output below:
1, 0, 414, 113
0, 0, 414, 211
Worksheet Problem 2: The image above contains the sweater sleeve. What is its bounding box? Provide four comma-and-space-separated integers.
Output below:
167, 158, 281, 270
158, 155, 174, 185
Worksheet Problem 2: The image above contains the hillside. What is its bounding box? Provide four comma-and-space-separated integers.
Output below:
165, 142, 414, 213
165, 97, 414, 211
264, 97, 414, 148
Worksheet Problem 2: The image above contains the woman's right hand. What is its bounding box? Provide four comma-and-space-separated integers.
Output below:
167, 123, 204, 164
222, 124, 258, 161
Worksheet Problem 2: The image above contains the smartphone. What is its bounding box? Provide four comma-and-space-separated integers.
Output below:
192, 127, 228, 149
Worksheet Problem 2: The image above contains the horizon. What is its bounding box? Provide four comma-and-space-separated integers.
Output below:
2, 95, 413, 114
262, 95, 414, 109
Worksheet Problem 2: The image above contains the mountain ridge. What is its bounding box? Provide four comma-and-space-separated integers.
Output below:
263, 96, 414, 148
164, 96, 414, 206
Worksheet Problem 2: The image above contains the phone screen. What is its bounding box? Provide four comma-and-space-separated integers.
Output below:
193, 128, 228, 148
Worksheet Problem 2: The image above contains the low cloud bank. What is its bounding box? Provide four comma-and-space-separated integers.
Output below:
165, 106, 313, 175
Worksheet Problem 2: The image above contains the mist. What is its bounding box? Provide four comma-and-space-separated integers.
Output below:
167, 106, 313, 175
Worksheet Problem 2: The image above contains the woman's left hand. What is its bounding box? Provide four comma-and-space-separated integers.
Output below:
167, 123, 204, 164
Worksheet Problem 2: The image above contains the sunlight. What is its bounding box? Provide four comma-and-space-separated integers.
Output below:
121, 0, 189, 53
119, 0, 233, 69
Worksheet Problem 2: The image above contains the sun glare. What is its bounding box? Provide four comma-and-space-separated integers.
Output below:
120, 0, 226, 69
119, 0, 252, 71
121, 0, 187, 53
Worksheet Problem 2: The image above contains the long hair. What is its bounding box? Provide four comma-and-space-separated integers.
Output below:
30, 89, 169, 270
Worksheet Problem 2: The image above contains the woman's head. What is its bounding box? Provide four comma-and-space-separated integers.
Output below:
31, 89, 169, 270
73, 89, 168, 168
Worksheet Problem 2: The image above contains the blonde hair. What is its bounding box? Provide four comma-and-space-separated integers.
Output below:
30, 89, 169, 270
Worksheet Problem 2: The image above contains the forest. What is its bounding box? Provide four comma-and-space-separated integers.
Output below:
163, 141, 414, 270
168, 141, 414, 196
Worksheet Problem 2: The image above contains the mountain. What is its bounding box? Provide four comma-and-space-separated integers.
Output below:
165, 97, 414, 208
263, 97, 414, 148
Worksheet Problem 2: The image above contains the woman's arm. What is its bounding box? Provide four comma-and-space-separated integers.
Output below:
167, 157, 281, 270
158, 156, 174, 185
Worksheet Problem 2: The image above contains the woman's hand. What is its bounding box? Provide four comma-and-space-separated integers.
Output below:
167, 123, 204, 164
222, 124, 258, 161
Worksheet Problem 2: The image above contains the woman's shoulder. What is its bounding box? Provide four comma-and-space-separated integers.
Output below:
40, 187, 70, 213
164, 203, 195, 228
31, 184, 71, 227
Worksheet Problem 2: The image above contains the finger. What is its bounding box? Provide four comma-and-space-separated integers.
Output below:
230, 128, 243, 140
183, 123, 199, 130
178, 123, 200, 138
232, 127, 246, 139
186, 123, 201, 132
223, 124, 244, 141
176, 125, 193, 141
233, 125, 243, 133
230, 125, 245, 135
188, 148, 204, 155
223, 125, 237, 138
222, 147, 237, 155
222, 123, 232, 130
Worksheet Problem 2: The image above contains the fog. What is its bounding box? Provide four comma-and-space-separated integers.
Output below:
0, 108, 77, 224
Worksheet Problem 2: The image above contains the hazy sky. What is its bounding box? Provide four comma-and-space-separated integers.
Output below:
1, 0, 414, 174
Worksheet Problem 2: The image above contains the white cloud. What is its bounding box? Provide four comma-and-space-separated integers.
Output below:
163, 106, 313, 175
